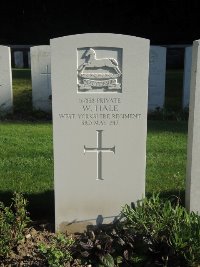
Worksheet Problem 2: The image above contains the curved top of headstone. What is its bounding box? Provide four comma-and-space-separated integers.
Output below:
0, 45, 10, 52
150, 45, 167, 51
50, 33, 149, 44
31, 45, 50, 50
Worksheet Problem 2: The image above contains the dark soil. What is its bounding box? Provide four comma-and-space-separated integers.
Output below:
0, 228, 48, 266
0, 222, 81, 267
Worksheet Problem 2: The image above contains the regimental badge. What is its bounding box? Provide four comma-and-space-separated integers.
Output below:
77, 47, 122, 93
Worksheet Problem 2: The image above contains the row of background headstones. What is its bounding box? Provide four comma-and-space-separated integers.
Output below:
14, 45, 193, 110
0, 44, 193, 114
0, 45, 51, 113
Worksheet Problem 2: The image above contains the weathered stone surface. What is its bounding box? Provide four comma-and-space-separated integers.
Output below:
186, 40, 200, 213
51, 33, 149, 232
0, 45, 13, 113
31, 45, 51, 112
14, 51, 24, 68
148, 46, 166, 111
183, 46, 192, 108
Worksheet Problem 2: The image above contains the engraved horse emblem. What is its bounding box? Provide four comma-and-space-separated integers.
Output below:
77, 47, 122, 92
78, 48, 122, 76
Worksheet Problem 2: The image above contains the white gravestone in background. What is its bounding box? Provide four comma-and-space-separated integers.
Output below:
31, 46, 51, 112
0, 45, 13, 113
183, 46, 192, 108
186, 40, 200, 213
148, 46, 167, 111
51, 33, 149, 232
14, 51, 24, 68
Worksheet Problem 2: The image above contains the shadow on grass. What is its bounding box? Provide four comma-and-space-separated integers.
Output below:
12, 68, 31, 79
0, 189, 186, 224
146, 189, 185, 206
148, 120, 188, 134
0, 190, 54, 222
165, 69, 184, 111
14, 88, 32, 115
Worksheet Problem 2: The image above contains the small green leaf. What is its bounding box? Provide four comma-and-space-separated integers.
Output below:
99, 253, 114, 267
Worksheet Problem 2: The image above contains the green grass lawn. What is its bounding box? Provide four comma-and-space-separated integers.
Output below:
12, 69, 32, 115
0, 120, 188, 219
0, 122, 53, 193
0, 69, 188, 219
0, 122, 54, 219
146, 120, 187, 202
11, 68, 51, 120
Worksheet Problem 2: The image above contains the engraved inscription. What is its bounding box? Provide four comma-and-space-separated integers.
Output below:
84, 130, 115, 180
58, 97, 142, 126
77, 48, 122, 93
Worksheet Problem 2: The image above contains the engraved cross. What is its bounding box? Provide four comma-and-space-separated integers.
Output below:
41, 65, 51, 91
84, 130, 115, 180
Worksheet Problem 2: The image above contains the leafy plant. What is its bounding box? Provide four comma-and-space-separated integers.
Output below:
74, 222, 144, 267
0, 192, 31, 257
38, 233, 75, 267
121, 194, 200, 267
73, 225, 114, 266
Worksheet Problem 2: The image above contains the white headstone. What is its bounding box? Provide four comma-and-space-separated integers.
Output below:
51, 33, 149, 232
186, 40, 200, 213
183, 46, 192, 108
14, 51, 24, 68
31, 46, 51, 112
0, 45, 13, 113
148, 46, 167, 111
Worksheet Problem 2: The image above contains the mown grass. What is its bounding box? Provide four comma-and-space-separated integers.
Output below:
11, 69, 51, 120
0, 69, 188, 219
0, 120, 188, 219
146, 121, 188, 202
12, 69, 32, 115
0, 122, 53, 193
0, 122, 54, 219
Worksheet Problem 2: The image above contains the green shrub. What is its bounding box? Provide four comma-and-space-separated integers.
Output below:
121, 194, 200, 267
38, 233, 75, 267
0, 192, 31, 257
